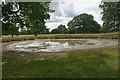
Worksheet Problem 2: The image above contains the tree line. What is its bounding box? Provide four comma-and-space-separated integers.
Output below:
51, 2, 119, 34
51, 13, 101, 34
1, 2, 119, 37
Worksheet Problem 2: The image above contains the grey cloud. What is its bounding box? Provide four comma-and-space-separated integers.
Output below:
46, 19, 63, 23
63, 3, 77, 18
50, 2, 63, 17
83, 7, 101, 13
46, 15, 63, 23
50, 2, 76, 18
46, 0, 103, 31
47, 2, 76, 23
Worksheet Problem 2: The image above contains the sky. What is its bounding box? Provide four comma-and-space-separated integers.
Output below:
46, 0, 103, 31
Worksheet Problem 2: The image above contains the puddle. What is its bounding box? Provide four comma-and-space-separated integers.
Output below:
8, 39, 109, 53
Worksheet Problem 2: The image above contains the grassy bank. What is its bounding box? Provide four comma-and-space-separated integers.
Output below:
2, 47, 118, 78
1, 32, 118, 43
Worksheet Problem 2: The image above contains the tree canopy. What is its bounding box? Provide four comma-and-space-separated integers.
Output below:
99, 2, 119, 33
67, 13, 101, 34
2, 2, 21, 36
2, 2, 54, 36
51, 24, 67, 34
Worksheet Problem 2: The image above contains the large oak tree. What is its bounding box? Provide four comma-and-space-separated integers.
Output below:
67, 13, 101, 34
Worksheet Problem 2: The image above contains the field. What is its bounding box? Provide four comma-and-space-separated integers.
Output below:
2, 47, 118, 78
1, 32, 118, 43
1, 32, 119, 78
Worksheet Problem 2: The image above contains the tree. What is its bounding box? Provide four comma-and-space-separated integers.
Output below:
19, 2, 54, 36
67, 13, 101, 34
51, 24, 67, 34
51, 28, 60, 34
2, 2, 22, 37
99, 2, 119, 33
42, 27, 50, 34
57, 24, 67, 34
2, 2, 54, 36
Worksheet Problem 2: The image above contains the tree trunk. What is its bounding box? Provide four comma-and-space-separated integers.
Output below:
16, 34, 19, 37
11, 34, 13, 37
35, 34, 37, 36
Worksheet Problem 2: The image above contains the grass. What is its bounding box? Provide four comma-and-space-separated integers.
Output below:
1, 32, 119, 43
2, 47, 118, 78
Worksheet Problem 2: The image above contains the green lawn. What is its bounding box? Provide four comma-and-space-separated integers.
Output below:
2, 47, 118, 78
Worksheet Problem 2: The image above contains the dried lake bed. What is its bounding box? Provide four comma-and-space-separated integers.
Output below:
3, 39, 118, 53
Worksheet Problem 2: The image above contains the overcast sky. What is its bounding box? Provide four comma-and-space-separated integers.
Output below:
46, 0, 103, 31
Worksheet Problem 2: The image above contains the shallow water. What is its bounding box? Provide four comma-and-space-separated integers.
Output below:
8, 39, 109, 52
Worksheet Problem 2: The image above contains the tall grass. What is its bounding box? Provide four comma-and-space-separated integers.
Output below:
2, 32, 118, 43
